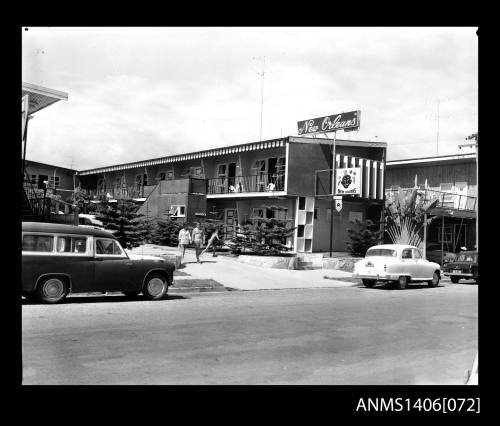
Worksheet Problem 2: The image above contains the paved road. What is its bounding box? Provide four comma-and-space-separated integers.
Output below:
22, 282, 478, 385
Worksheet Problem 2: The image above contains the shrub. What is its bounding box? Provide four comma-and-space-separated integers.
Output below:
346, 219, 383, 257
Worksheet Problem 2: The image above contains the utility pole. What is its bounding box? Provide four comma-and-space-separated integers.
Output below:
461, 132, 478, 252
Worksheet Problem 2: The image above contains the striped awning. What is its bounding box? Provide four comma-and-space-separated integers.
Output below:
78, 138, 287, 176
22, 82, 68, 115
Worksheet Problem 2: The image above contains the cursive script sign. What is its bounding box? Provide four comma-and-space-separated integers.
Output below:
297, 111, 360, 135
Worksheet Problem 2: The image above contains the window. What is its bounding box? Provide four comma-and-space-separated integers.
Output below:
170, 205, 186, 217
401, 249, 413, 259
297, 225, 305, 238
366, 248, 397, 257
158, 172, 166, 181
166, 171, 174, 180
49, 176, 60, 188
114, 176, 122, 189
252, 159, 267, 176
314, 208, 318, 219
30, 174, 37, 184
252, 208, 265, 218
22, 234, 54, 252
97, 178, 106, 191
96, 239, 124, 255
194, 167, 203, 177
57, 236, 87, 253
298, 197, 306, 210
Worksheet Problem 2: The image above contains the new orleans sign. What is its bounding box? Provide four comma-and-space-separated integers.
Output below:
297, 110, 360, 136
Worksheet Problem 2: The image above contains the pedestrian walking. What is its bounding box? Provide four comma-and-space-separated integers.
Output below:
200, 229, 219, 257
192, 222, 205, 263
178, 223, 191, 265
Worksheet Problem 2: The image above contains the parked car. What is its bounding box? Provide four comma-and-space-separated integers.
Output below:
443, 251, 478, 283
22, 222, 175, 303
78, 213, 105, 230
425, 243, 456, 266
352, 244, 441, 289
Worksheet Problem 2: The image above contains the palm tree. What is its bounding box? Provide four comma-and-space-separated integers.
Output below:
385, 178, 440, 248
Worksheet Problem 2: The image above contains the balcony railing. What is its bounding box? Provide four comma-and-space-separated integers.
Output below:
386, 188, 477, 212
85, 186, 149, 200
207, 173, 285, 195
23, 178, 44, 217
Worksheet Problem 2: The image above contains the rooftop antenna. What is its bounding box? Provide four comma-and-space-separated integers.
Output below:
253, 56, 265, 141
436, 99, 440, 156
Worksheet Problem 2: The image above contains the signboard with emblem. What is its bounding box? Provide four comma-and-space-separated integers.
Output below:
333, 196, 343, 212
336, 167, 361, 195
297, 110, 360, 136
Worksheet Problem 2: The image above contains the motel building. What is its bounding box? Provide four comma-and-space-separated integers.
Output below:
77, 136, 387, 253
385, 151, 477, 254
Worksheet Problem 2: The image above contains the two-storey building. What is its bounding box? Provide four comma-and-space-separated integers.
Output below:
77, 136, 387, 253
385, 152, 477, 253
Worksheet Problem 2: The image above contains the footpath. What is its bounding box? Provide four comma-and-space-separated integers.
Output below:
126, 244, 359, 292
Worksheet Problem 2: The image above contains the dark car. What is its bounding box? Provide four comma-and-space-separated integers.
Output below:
22, 222, 175, 303
425, 243, 456, 266
443, 251, 478, 283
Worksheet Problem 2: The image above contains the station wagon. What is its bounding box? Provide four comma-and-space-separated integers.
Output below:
22, 222, 175, 303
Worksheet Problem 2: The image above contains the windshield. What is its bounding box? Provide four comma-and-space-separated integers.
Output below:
456, 253, 477, 262
366, 248, 397, 257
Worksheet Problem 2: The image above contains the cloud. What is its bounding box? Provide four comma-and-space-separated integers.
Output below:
22, 27, 478, 170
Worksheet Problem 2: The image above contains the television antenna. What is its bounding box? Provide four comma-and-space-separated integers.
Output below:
253, 56, 265, 141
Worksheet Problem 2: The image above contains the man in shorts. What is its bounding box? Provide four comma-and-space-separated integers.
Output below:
178, 223, 191, 265
191, 222, 205, 263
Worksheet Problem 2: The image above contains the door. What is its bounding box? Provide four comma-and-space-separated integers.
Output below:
412, 248, 431, 280
228, 163, 237, 188
401, 248, 418, 278
37, 174, 49, 189
94, 238, 136, 291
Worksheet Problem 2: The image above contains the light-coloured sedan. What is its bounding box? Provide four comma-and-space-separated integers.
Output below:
352, 244, 441, 289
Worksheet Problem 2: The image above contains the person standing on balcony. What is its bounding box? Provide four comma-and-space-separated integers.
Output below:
178, 223, 191, 265
192, 222, 205, 263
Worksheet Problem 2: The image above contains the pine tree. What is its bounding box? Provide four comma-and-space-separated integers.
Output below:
95, 200, 144, 248
151, 215, 182, 247
227, 206, 296, 255
346, 219, 382, 257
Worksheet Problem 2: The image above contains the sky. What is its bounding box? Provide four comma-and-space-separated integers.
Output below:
22, 27, 478, 171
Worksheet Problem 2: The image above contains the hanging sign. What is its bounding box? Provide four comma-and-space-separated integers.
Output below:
297, 110, 360, 136
333, 195, 343, 212
336, 167, 361, 195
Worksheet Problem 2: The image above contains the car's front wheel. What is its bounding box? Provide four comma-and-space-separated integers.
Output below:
37, 276, 69, 303
397, 276, 409, 290
362, 279, 376, 287
450, 276, 460, 284
427, 271, 440, 287
143, 274, 168, 300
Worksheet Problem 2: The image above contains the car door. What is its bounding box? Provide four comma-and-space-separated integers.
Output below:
412, 248, 431, 280
400, 248, 417, 278
94, 237, 136, 292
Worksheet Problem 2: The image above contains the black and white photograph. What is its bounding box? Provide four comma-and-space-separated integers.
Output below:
21, 27, 478, 392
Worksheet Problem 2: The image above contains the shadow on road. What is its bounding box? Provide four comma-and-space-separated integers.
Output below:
355, 282, 445, 290
22, 294, 188, 305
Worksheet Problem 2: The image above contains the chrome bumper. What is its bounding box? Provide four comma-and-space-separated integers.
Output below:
352, 273, 399, 281
444, 272, 474, 277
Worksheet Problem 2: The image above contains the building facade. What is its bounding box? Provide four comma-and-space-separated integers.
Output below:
385, 153, 477, 252
77, 136, 387, 253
